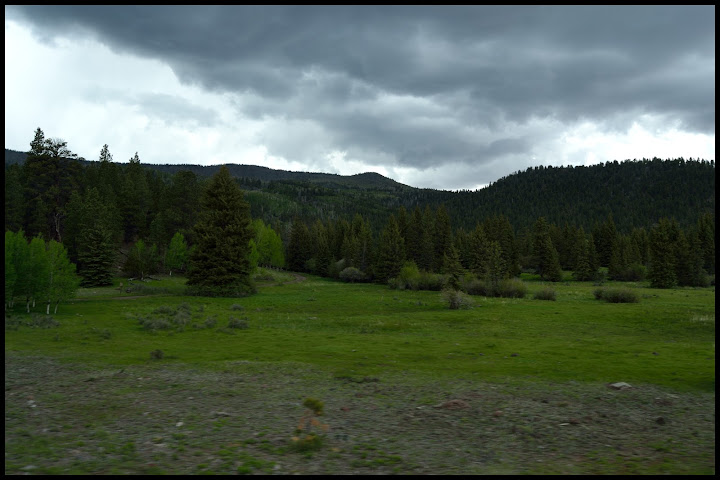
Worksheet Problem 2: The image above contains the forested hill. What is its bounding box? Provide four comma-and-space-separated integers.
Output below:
4, 149, 410, 192
5, 148, 714, 232
419, 158, 715, 232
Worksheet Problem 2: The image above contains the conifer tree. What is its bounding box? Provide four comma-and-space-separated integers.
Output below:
533, 217, 562, 281
484, 240, 507, 293
287, 218, 312, 272
433, 205, 453, 272
648, 218, 677, 288
74, 188, 117, 287
572, 231, 595, 281
374, 214, 405, 283
187, 166, 255, 296
442, 244, 464, 290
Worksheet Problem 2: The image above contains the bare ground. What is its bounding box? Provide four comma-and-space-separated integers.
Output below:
4, 354, 715, 475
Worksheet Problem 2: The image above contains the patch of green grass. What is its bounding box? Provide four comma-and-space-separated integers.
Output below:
5, 275, 715, 392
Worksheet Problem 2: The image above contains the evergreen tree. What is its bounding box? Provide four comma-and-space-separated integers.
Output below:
469, 224, 489, 278
442, 244, 464, 290
648, 218, 677, 288
572, 230, 596, 281
675, 230, 705, 287
119, 152, 151, 243
311, 220, 332, 277
287, 218, 312, 272
187, 166, 255, 296
484, 240, 507, 293
533, 217, 562, 281
433, 205, 453, 272
21, 129, 80, 241
406, 207, 424, 267
72, 188, 118, 287
695, 212, 715, 275
593, 214, 617, 267
374, 214, 406, 283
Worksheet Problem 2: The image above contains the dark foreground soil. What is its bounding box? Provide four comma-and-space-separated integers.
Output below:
5, 354, 715, 475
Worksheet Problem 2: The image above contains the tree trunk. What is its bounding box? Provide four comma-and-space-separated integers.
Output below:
47, 300, 51, 315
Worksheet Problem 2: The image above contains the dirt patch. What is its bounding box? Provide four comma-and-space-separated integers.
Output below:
5, 355, 715, 475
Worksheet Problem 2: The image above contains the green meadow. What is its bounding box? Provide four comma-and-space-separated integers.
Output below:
6, 272, 715, 391
5, 271, 715, 474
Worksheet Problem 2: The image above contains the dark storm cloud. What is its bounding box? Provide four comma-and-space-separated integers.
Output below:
6, 5, 714, 175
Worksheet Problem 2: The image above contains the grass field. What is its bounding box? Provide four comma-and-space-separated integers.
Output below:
5, 270, 715, 474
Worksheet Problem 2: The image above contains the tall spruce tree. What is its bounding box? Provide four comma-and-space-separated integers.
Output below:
648, 218, 677, 288
187, 166, 255, 296
374, 214, 405, 283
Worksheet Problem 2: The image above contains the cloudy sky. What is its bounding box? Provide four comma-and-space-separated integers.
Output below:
4, 5, 715, 190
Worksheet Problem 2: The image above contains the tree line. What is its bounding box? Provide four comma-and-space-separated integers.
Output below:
4, 128, 715, 307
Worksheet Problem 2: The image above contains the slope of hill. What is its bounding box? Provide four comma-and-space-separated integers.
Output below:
5, 148, 714, 232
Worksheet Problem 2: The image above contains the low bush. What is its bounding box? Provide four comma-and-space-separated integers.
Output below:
461, 277, 490, 296
594, 287, 639, 303
533, 287, 557, 301
227, 316, 249, 329
339, 266, 366, 283
441, 288, 474, 310
496, 278, 527, 298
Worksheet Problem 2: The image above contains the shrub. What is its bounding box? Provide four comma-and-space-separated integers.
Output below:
230, 303, 245, 311
204, 316, 217, 328
339, 266, 366, 283
418, 271, 447, 291
462, 277, 490, 296
533, 287, 557, 301
395, 262, 420, 290
496, 278, 527, 298
594, 287, 639, 303
442, 288, 474, 310
228, 316, 249, 329
150, 349, 164, 360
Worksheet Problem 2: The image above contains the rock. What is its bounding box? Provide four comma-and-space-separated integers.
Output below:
608, 382, 633, 390
510, 353, 519, 357
493, 410, 503, 417
656, 416, 666, 425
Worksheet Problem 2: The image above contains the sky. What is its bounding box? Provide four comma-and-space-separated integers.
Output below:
4, 5, 715, 191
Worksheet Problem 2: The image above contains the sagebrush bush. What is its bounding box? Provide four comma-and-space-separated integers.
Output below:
533, 287, 557, 301
442, 288, 474, 310
462, 278, 490, 296
339, 266, 366, 283
228, 316, 249, 329
230, 303, 245, 311
594, 288, 639, 303
497, 278, 527, 298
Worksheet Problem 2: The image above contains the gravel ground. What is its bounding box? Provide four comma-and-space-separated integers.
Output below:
5, 354, 715, 475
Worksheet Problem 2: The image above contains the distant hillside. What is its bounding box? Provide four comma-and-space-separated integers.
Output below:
5, 148, 714, 232
435, 158, 715, 232
4, 149, 410, 192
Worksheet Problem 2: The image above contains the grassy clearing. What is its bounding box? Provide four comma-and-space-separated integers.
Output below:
6, 271, 714, 392
5, 269, 715, 474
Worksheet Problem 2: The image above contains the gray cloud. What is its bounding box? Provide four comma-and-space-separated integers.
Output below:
5, 5, 714, 187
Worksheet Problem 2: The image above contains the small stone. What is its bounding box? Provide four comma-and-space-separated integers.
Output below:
510, 353, 519, 357
608, 382, 633, 390
493, 410, 503, 417
656, 416, 666, 425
